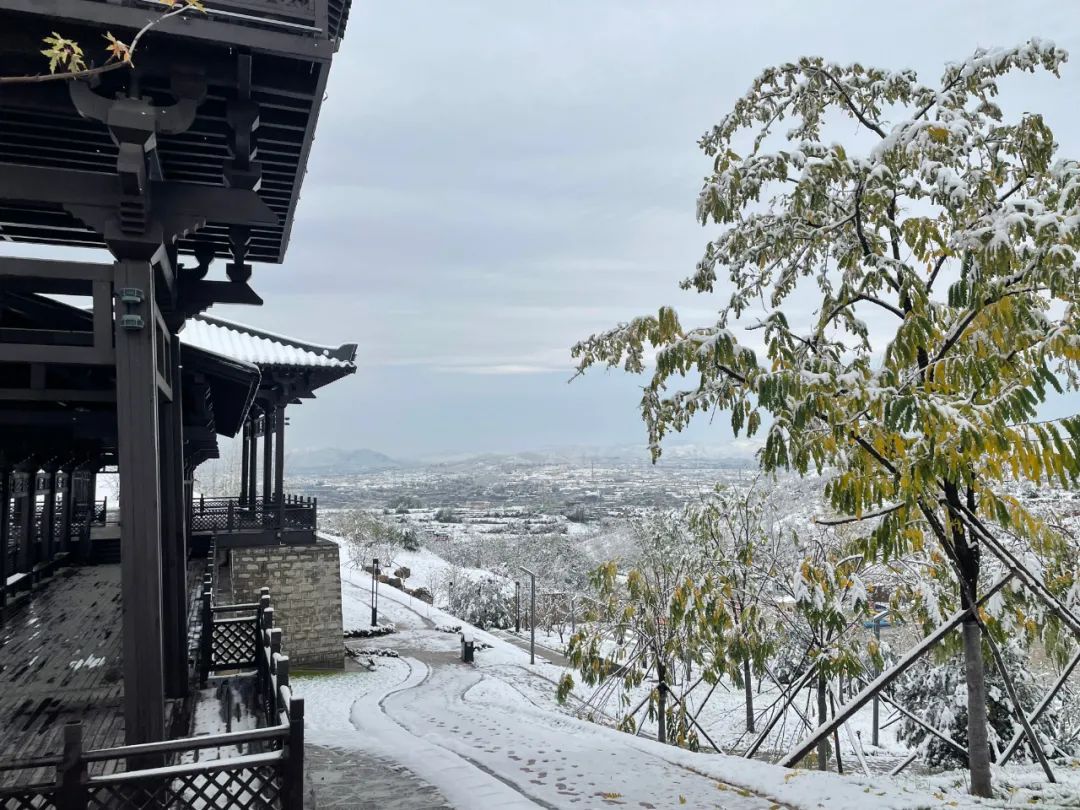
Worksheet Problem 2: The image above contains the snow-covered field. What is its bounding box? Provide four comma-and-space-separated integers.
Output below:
289, 540, 1080, 809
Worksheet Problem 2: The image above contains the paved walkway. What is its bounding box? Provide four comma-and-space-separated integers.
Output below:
489, 629, 572, 667
305, 744, 452, 809
296, 573, 788, 809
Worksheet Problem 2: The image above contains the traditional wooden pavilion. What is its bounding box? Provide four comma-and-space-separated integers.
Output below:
182, 314, 356, 547
0, 0, 354, 803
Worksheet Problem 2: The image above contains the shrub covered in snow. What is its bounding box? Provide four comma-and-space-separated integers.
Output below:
447, 576, 514, 630
893, 641, 1075, 767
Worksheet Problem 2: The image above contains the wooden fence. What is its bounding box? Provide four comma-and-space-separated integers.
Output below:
189, 495, 317, 547
0, 576, 304, 809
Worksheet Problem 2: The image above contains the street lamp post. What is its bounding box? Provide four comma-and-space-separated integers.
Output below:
515, 580, 521, 634
520, 566, 536, 665
371, 557, 380, 627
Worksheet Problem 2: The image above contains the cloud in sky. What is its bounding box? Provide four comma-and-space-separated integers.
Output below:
23, 1, 1080, 457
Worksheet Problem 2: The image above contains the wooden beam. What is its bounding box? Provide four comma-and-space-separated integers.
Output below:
779, 574, 1014, 768
0, 255, 114, 281
0, 0, 332, 60
113, 258, 166, 749
0, 165, 279, 226
160, 336, 189, 700
0, 389, 115, 402
0, 343, 113, 365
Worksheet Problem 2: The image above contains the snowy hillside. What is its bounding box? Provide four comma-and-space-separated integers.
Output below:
291, 539, 1080, 809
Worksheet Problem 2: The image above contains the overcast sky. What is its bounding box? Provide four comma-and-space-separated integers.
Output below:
26, 2, 1080, 459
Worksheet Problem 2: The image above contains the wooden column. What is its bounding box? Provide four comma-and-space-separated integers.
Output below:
262, 408, 273, 503
247, 417, 258, 508
0, 467, 9, 610
40, 468, 56, 563
58, 469, 73, 555
15, 471, 32, 573
160, 335, 189, 699
275, 403, 286, 525
239, 419, 250, 505
113, 258, 165, 746
87, 472, 97, 520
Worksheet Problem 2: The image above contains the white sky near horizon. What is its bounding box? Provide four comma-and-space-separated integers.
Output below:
15, 2, 1080, 459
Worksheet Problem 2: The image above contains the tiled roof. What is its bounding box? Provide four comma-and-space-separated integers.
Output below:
182, 315, 357, 370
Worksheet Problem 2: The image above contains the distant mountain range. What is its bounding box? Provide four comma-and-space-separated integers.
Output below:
288, 442, 756, 475
286, 447, 403, 474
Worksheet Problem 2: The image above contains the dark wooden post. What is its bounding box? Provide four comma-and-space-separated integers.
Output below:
275, 403, 286, 530
15, 471, 32, 574
40, 467, 56, 563
200, 574, 213, 687
56, 721, 87, 810
0, 466, 9, 610
270, 627, 283, 723
58, 468, 73, 555
78, 467, 95, 561
240, 419, 250, 506
161, 334, 189, 700
247, 418, 258, 511
113, 257, 166, 747
262, 408, 273, 506
284, 698, 305, 810
87, 471, 97, 521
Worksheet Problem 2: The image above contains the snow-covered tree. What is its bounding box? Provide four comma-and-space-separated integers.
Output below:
685, 480, 783, 733
560, 515, 710, 748
334, 510, 410, 573
572, 41, 1080, 795
447, 573, 514, 630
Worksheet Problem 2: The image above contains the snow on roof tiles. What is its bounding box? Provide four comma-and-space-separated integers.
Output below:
182, 316, 356, 370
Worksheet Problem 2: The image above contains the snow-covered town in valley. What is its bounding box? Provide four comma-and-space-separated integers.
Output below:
2, 2, 1080, 810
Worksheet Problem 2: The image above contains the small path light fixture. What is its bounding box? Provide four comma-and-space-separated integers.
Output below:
519, 566, 537, 665
514, 580, 521, 634
371, 557, 380, 627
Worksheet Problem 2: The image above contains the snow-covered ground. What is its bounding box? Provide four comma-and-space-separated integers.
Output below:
287, 540, 1080, 810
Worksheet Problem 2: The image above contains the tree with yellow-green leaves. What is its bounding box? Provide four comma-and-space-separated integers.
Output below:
2, 0, 204, 86
573, 40, 1080, 796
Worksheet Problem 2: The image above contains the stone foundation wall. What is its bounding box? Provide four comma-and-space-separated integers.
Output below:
228, 541, 343, 669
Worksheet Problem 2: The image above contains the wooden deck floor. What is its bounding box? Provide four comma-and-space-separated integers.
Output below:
0, 565, 124, 786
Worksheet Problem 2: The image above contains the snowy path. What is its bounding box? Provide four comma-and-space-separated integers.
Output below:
295, 553, 955, 810
306, 570, 781, 808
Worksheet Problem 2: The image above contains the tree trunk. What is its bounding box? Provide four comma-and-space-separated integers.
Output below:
816, 674, 829, 770
657, 660, 667, 745
743, 658, 755, 733
944, 480, 993, 799
963, 619, 993, 797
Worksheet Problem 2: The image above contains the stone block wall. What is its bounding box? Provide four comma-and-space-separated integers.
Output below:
229, 541, 344, 669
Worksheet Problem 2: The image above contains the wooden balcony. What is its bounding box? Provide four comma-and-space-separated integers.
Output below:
0, 556, 305, 809
190, 494, 317, 548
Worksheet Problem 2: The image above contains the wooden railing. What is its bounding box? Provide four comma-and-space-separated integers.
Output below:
0, 567, 305, 809
190, 494, 317, 546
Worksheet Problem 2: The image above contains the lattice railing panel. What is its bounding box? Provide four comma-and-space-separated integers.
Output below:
212, 619, 258, 668
88, 765, 282, 810
0, 789, 57, 810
